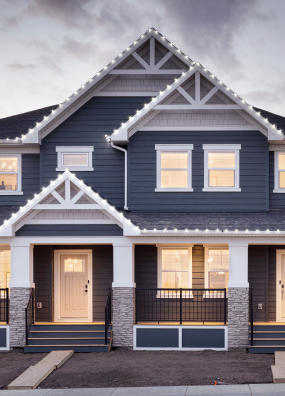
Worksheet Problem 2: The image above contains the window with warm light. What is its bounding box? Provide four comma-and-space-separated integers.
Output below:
205, 248, 229, 289
274, 152, 285, 192
155, 144, 193, 191
0, 247, 11, 289
56, 146, 94, 171
203, 144, 241, 192
64, 257, 84, 272
0, 155, 22, 194
158, 247, 192, 290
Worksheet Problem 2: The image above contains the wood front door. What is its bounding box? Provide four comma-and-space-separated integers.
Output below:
276, 250, 285, 322
54, 250, 92, 322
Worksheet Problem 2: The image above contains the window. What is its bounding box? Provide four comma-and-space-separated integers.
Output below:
0, 247, 11, 289
56, 146, 94, 171
274, 152, 285, 193
203, 144, 241, 192
158, 247, 192, 290
0, 155, 22, 195
64, 257, 84, 272
155, 144, 193, 191
205, 248, 229, 290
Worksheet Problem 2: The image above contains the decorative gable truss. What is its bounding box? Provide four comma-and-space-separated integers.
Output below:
110, 65, 284, 143
0, 170, 139, 237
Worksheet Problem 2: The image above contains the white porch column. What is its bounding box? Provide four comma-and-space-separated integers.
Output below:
9, 241, 34, 347
228, 243, 249, 349
112, 242, 135, 347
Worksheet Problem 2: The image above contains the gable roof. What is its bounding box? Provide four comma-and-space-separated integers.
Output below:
0, 169, 139, 236
110, 65, 284, 143
5, 28, 191, 145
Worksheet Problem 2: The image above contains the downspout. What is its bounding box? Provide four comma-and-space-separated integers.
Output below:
110, 142, 128, 210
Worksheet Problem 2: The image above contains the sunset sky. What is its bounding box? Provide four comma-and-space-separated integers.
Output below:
1, 0, 284, 118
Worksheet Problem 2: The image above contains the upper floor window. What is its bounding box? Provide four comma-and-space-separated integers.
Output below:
274, 152, 285, 193
56, 146, 94, 171
205, 247, 229, 290
203, 144, 241, 192
0, 155, 22, 195
155, 144, 193, 192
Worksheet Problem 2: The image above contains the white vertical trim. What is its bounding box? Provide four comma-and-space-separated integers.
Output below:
195, 72, 200, 102
276, 250, 285, 322
228, 244, 248, 288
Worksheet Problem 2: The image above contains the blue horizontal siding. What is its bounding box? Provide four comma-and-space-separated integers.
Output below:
128, 130, 269, 212
16, 224, 123, 236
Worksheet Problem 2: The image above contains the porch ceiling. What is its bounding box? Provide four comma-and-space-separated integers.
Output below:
124, 210, 285, 232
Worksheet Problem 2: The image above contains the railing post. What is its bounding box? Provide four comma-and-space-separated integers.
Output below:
224, 288, 227, 325
6, 288, 9, 324
250, 288, 254, 346
179, 288, 182, 325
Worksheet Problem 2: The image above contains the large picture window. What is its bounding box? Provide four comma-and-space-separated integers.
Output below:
274, 152, 285, 193
203, 144, 241, 192
205, 247, 229, 290
155, 144, 193, 192
0, 155, 22, 195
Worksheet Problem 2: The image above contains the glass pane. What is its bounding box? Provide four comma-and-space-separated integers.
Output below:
209, 170, 234, 187
209, 271, 229, 289
0, 248, 11, 289
161, 152, 188, 169
161, 249, 189, 271
280, 172, 285, 188
0, 157, 18, 172
161, 170, 188, 188
162, 271, 188, 288
279, 153, 285, 170
0, 174, 17, 191
62, 153, 88, 167
208, 152, 235, 168
64, 257, 84, 272
208, 249, 229, 270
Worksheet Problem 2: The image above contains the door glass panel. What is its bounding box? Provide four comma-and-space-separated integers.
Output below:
64, 257, 84, 272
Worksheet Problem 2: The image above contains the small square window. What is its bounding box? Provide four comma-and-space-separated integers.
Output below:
0, 155, 22, 195
155, 144, 193, 192
203, 144, 241, 192
56, 147, 94, 171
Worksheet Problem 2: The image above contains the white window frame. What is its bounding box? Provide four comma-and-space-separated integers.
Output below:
155, 144, 193, 192
56, 146, 94, 171
157, 246, 193, 297
0, 154, 22, 195
204, 246, 229, 290
203, 144, 241, 192
274, 151, 285, 193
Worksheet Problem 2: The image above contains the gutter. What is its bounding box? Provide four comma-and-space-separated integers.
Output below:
110, 142, 128, 210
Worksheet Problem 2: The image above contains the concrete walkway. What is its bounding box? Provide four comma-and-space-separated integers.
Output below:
1, 384, 285, 395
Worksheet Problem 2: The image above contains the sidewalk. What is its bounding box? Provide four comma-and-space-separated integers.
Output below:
1, 384, 285, 396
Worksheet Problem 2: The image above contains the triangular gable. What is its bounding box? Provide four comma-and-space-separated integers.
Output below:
12, 28, 192, 145
110, 65, 284, 143
0, 170, 139, 236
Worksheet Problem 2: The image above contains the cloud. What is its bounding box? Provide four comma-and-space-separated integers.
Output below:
6, 63, 38, 71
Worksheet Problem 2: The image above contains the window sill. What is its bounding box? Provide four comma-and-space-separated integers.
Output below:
0, 191, 23, 195
155, 188, 193, 192
273, 189, 285, 193
56, 167, 94, 172
202, 187, 241, 192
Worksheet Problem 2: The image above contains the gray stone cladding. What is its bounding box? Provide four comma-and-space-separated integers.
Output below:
228, 287, 249, 349
9, 287, 32, 347
112, 287, 135, 347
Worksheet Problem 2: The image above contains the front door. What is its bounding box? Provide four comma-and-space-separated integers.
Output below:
276, 250, 285, 322
54, 250, 92, 322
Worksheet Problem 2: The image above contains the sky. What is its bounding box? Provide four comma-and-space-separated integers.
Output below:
0, 0, 285, 118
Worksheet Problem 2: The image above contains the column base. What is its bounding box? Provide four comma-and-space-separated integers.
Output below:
9, 287, 32, 347
112, 287, 135, 347
228, 287, 249, 349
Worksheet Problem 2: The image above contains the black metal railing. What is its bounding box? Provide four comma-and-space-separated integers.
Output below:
104, 289, 112, 345
136, 288, 227, 324
25, 289, 35, 345
249, 287, 254, 346
0, 288, 9, 324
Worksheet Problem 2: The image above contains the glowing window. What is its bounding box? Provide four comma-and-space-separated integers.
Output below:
56, 147, 94, 171
64, 258, 84, 273
205, 248, 229, 289
0, 156, 21, 194
159, 248, 192, 289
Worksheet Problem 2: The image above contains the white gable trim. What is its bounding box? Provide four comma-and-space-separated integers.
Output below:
11, 28, 191, 145
0, 170, 139, 237
110, 65, 284, 143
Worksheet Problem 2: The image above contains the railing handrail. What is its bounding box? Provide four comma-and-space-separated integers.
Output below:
136, 288, 226, 291
25, 289, 35, 345
0, 288, 9, 324
104, 289, 112, 345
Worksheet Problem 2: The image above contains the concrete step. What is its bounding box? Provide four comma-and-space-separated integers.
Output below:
29, 331, 110, 338
28, 337, 108, 346
31, 324, 107, 331
24, 344, 109, 353
8, 350, 73, 389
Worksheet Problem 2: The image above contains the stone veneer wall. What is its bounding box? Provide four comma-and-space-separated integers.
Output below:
112, 287, 135, 347
228, 287, 249, 348
9, 287, 32, 347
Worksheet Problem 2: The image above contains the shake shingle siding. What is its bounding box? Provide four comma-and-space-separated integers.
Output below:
128, 130, 268, 212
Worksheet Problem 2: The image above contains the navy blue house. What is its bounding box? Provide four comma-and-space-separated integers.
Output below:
0, 28, 285, 353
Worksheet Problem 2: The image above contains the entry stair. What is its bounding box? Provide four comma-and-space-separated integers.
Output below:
249, 324, 285, 353
24, 323, 112, 353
